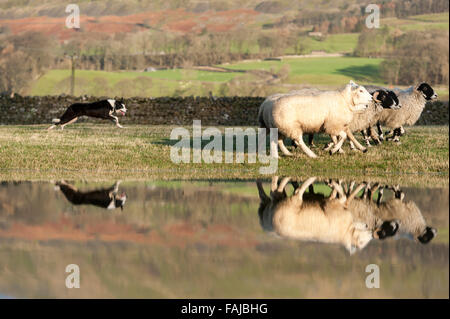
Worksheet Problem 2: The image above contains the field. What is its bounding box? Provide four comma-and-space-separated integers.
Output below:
0, 124, 448, 186
31, 57, 386, 97
381, 12, 449, 31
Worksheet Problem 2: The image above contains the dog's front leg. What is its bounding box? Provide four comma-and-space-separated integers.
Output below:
110, 115, 124, 128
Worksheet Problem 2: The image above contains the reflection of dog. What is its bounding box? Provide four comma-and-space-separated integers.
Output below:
257, 176, 374, 254
55, 180, 127, 210
48, 99, 127, 130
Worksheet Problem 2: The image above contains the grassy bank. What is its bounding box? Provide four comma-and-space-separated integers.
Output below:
0, 124, 448, 186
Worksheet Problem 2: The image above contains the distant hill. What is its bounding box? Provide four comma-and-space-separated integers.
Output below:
0, 8, 261, 40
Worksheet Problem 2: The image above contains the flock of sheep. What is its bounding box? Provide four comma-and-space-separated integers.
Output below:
258, 80, 438, 158
257, 176, 437, 254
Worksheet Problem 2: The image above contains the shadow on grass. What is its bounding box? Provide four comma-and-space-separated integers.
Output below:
335, 64, 382, 83
153, 134, 332, 152
153, 136, 264, 153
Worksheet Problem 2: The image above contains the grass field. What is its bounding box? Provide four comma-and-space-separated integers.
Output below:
31, 57, 385, 97
0, 124, 448, 186
284, 33, 360, 54
381, 12, 449, 31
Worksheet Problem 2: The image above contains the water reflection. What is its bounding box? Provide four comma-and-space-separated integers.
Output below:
0, 179, 447, 298
257, 177, 436, 254
55, 180, 127, 210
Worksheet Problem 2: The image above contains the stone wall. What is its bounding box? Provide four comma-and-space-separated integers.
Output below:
0, 95, 448, 126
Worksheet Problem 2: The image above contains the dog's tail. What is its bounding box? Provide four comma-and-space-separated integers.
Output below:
52, 118, 61, 124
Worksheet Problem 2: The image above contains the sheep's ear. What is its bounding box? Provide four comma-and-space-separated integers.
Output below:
349, 80, 357, 88
344, 83, 353, 93
372, 91, 381, 103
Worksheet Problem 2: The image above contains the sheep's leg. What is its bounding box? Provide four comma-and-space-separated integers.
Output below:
393, 128, 401, 143
294, 177, 317, 200
376, 187, 385, 206
325, 135, 345, 154
330, 131, 347, 155
368, 127, 381, 145
347, 183, 366, 203
368, 183, 380, 201
386, 128, 401, 143
308, 134, 316, 148
291, 181, 300, 191
346, 130, 367, 152
399, 126, 405, 136
277, 177, 291, 193
330, 181, 347, 204
361, 130, 372, 147
323, 140, 334, 151
278, 138, 293, 156
329, 187, 338, 199
376, 122, 384, 141
363, 182, 370, 199
390, 185, 405, 201
349, 140, 356, 151
296, 133, 318, 158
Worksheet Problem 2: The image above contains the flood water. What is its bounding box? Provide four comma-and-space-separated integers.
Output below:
0, 178, 448, 298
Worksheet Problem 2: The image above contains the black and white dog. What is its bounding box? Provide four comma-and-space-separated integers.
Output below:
48, 99, 127, 130
55, 180, 127, 210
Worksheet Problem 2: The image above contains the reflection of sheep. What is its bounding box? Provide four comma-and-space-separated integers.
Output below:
343, 182, 399, 240
256, 176, 373, 254
258, 81, 373, 158
368, 83, 438, 143
373, 186, 437, 244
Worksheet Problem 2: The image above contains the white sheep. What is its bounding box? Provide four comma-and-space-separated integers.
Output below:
258, 81, 373, 158
317, 89, 401, 151
256, 176, 373, 254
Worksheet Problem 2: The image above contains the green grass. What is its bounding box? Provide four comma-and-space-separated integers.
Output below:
225, 56, 384, 85
287, 33, 360, 54
0, 124, 448, 186
381, 12, 449, 31
31, 57, 385, 97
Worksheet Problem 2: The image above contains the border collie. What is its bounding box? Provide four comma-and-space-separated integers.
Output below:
55, 180, 127, 210
48, 99, 127, 130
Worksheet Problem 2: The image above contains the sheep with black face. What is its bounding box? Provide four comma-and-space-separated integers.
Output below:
371, 83, 438, 143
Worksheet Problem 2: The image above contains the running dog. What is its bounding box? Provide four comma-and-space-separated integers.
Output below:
48, 99, 127, 130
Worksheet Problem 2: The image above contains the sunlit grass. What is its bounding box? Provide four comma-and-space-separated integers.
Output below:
0, 124, 447, 186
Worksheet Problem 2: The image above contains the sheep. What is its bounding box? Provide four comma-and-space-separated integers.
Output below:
312, 89, 401, 151
258, 81, 373, 158
371, 185, 437, 244
342, 181, 399, 240
368, 83, 438, 143
256, 176, 374, 254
